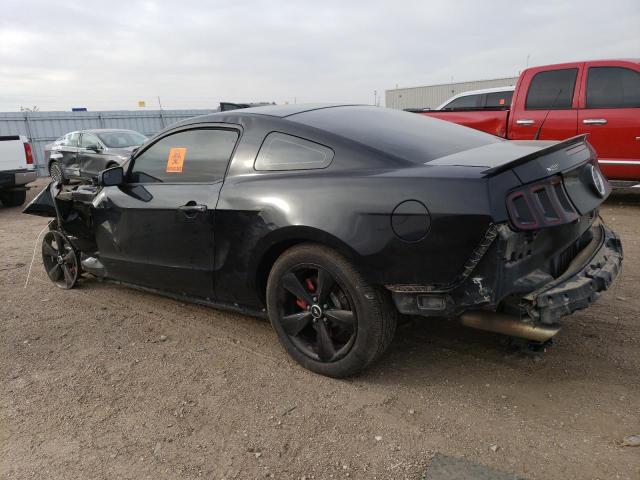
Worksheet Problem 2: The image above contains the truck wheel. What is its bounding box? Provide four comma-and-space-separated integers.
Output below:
266, 244, 396, 378
49, 161, 67, 184
0, 190, 27, 207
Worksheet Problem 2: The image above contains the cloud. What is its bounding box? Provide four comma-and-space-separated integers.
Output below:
0, 0, 638, 110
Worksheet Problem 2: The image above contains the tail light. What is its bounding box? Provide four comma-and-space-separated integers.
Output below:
506, 176, 579, 231
24, 142, 34, 165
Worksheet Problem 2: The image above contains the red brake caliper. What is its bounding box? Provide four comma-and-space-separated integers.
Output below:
295, 278, 316, 309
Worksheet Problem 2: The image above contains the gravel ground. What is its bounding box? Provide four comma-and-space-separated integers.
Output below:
1, 179, 639, 480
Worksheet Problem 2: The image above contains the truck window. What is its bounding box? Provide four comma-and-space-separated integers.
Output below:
485, 91, 513, 108
586, 67, 640, 109
442, 94, 482, 110
525, 68, 578, 110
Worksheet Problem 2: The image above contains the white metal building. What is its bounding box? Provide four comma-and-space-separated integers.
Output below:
385, 76, 519, 110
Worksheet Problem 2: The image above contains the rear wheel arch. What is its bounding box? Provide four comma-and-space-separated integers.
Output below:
254, 227, 362, 304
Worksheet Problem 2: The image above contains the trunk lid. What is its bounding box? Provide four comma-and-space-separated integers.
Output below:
430, 135, 610, 229
429, 135, 592, 183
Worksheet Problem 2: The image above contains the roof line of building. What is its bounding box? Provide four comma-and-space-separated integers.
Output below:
387, 75, 519, 92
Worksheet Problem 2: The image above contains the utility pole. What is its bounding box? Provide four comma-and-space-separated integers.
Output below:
157, 96, 165, 128
374, 90, 377, 106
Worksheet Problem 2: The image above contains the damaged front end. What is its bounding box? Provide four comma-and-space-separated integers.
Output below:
24, 181, 105, 283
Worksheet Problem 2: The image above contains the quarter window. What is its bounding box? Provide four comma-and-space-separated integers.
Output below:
525, 68, 578, 110
254, 132, 334, 171
586, 67, 640, 108
130, 128, 238, 183
442, 94, 482, 110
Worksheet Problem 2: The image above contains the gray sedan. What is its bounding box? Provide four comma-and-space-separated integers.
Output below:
46, 129, 147, 183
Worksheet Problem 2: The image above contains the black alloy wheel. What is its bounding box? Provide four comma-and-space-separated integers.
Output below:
267, 244, 396, 378
41, 230, 79, 289
279, 265, 357, 362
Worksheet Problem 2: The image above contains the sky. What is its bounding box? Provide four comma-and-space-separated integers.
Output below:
0, 0, 638, 111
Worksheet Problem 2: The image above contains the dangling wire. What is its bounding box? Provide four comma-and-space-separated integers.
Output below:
24, 223, 51, 289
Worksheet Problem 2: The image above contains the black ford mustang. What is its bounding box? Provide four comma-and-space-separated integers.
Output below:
24, 105, 622, 377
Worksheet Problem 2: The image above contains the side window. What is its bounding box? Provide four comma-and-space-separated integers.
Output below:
485, 91, 513, 108
442, 94, 482, 110
130, 128, 238, 183
67, 132, 80, 147
80, 133, 100, 148
254, 132, 334, 171
525, 68, 578, 110
586, 67, 640, 108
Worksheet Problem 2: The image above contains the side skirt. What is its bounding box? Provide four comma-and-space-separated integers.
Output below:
101, 277, 269, 320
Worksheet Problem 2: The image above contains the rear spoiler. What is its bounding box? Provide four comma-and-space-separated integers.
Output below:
482, 134, 590, 177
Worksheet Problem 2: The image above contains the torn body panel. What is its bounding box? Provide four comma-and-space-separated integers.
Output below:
389, 215, 623, 335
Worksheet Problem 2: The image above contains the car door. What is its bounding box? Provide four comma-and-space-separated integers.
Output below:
509, 65, 582, 140
52, 132, 80, 177
93, 125, 240, 299
78, 132, 106, 178
577, 64, 640, 181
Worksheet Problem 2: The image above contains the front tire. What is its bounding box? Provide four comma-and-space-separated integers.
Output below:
49, 161, 67, 184
0, 189, 26, 207
266, 244, 396, 377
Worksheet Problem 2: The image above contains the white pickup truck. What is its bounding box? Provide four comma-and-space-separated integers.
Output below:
0, 135, 37, 207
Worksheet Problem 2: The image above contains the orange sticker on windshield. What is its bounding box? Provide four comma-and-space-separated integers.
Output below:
166, 147, 186, 173
499, 98, 505, 105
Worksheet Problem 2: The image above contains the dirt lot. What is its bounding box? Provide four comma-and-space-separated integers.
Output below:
1, 179, 639, 480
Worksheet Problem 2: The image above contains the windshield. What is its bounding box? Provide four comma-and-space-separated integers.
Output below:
97, 131, 147, 148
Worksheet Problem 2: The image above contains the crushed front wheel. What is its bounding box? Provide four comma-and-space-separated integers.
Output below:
41, 231, 79, 289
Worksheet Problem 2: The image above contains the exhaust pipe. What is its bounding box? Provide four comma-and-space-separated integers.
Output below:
460, 310, 560, 342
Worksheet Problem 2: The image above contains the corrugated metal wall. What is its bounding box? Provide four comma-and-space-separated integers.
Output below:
0, 109, 217, 176
385, 77, 519, 110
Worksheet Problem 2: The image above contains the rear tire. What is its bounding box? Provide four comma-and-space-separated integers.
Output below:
266, 243, 396, 378
0, 189, 26, 207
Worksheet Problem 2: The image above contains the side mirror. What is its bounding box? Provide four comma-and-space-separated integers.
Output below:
99, 166, 124, 187
86, 144, 101, 153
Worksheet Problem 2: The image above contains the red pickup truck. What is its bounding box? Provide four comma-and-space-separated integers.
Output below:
420, 59, 640, 182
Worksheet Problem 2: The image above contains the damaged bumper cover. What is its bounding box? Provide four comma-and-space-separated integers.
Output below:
389, 220, 622, 327
523, 223, 622, 324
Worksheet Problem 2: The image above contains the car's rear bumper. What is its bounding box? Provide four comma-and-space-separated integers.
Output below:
522, 223, 622, 324
389, 221, 622, 327
0, 169, 36, 190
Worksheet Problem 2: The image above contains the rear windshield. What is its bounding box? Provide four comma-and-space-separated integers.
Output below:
97, 131, 147, 148
289, 106, 501, 163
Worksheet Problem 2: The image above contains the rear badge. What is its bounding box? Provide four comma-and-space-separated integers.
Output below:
588, 164, 606, 197
546, 163, 559, 173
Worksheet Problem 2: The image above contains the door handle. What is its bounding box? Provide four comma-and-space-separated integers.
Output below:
178, 203, 207, 214
582, 118, 607, 125
516, 119, 535, 125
